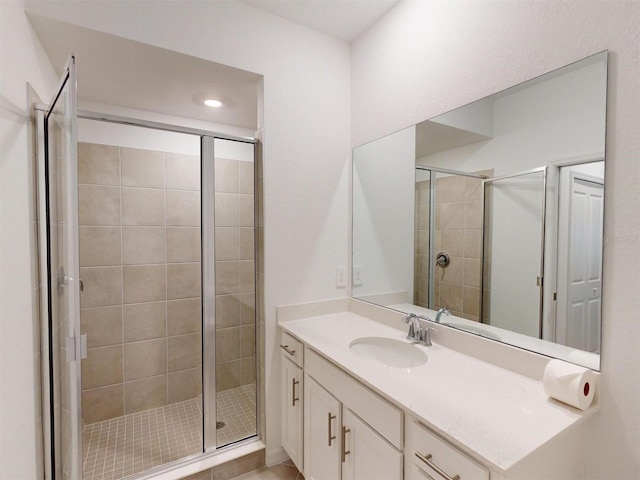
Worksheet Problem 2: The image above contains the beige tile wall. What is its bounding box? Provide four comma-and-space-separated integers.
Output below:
414, 171, 492, 321
214, 157, 257, 392
78, 143, 203, 424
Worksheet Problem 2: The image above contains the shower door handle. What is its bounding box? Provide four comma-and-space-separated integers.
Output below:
80, 333, 87, 360
65, 333, 88, 361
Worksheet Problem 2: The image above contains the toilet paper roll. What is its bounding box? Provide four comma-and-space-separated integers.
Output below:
543, 359, 595, 410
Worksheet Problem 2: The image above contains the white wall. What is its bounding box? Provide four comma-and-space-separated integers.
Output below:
352, 126, 415, 301
0, 1, 59, 477
9, 0, 351, 468
417, 56, 607, 176
352, 1, 640, 477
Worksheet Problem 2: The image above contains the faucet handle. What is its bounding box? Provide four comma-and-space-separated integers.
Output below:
419, 326, 436, 347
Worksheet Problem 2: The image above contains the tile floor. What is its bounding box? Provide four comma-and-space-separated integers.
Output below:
216, 384, 257, 447
82, 384, 257, 480
233, 460, 303, 480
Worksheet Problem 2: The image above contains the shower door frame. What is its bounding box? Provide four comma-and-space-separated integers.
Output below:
37, 107, 260, 479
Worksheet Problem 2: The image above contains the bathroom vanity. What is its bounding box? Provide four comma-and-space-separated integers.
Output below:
279, 301, 598, 480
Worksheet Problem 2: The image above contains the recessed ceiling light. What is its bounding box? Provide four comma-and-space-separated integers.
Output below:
204, 99, 223, 108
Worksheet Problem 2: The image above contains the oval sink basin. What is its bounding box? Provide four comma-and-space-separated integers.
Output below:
349, 337, 427, 369
443, 323, 501, 340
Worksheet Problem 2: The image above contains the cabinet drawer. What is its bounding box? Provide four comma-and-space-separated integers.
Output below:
306, 348, 403, 450
410, 421, 488, 480
280, 330, 304, 367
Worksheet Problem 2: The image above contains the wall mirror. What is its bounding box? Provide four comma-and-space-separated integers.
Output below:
352, 51, 607, 370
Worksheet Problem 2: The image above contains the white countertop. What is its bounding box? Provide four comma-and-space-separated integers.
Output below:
390, 302, 600, 371
280, 311, 597, 474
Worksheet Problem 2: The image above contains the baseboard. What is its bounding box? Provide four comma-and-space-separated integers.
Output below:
265, 446, 289, 467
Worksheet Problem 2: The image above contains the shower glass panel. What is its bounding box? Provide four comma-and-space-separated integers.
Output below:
432, 171, 485, 319
414, 167, 486, 318
212, 138, 257, 448
42, 99, 259, 480
77, 128, 204, 480
46, 56, 81, 480
483, 169, 546, 337
413, 169, 431, 308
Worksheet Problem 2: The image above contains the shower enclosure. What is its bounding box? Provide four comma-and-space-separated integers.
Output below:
39, 56, 261, 480
414, 165, 547, 335
413, 167, 488, 320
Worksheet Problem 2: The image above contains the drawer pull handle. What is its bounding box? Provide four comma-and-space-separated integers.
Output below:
327, 413, 336, 446
341, 426, 351, 462
415, 452, 460, 480
281, 344, 296, 356
292, 378, 300, 406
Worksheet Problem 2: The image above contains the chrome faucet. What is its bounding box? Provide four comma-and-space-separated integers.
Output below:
435, 307, 450, 323
402, 313, 421, 342
402, 313, 435, 346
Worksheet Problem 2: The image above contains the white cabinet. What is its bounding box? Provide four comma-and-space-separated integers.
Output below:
342, 408, 403, 480
406, 418, 489, 480
304, 376, 341, 480
280, 332, 304, 471
303, 348, 403, 480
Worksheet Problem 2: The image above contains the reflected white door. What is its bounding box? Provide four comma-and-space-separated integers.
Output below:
557, 172, 604, 352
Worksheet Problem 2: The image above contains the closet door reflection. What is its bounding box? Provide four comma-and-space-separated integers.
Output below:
483, 169, 546, 337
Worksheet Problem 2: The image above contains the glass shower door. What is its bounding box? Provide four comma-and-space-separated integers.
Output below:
45, 55, 82, 480
483, 168, 546, 337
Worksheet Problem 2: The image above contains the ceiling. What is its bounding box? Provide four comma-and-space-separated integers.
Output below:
415, 121, 490, 158
28, 13, 262, 130
28, 1, 400, 130
241, 0, 400, 42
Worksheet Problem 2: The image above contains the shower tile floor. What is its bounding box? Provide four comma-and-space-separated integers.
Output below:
82, 384, 256, 480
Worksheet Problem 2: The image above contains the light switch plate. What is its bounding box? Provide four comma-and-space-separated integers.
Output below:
353, 265, 363, 286
336, 266, 347, 288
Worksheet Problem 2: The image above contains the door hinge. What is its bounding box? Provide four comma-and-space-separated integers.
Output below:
536, 276, 543, 287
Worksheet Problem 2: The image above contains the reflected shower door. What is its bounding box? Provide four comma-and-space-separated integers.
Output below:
46, 55, 82, 480
483, 169, 546, 337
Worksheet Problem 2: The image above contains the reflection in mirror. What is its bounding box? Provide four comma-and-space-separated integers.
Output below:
483, 168, 547, 337
352, 52, 607, 370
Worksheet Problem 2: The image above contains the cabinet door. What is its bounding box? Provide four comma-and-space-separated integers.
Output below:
281, 356, 303, 471
304, 376, 341, 480
342, 409, 403, 480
